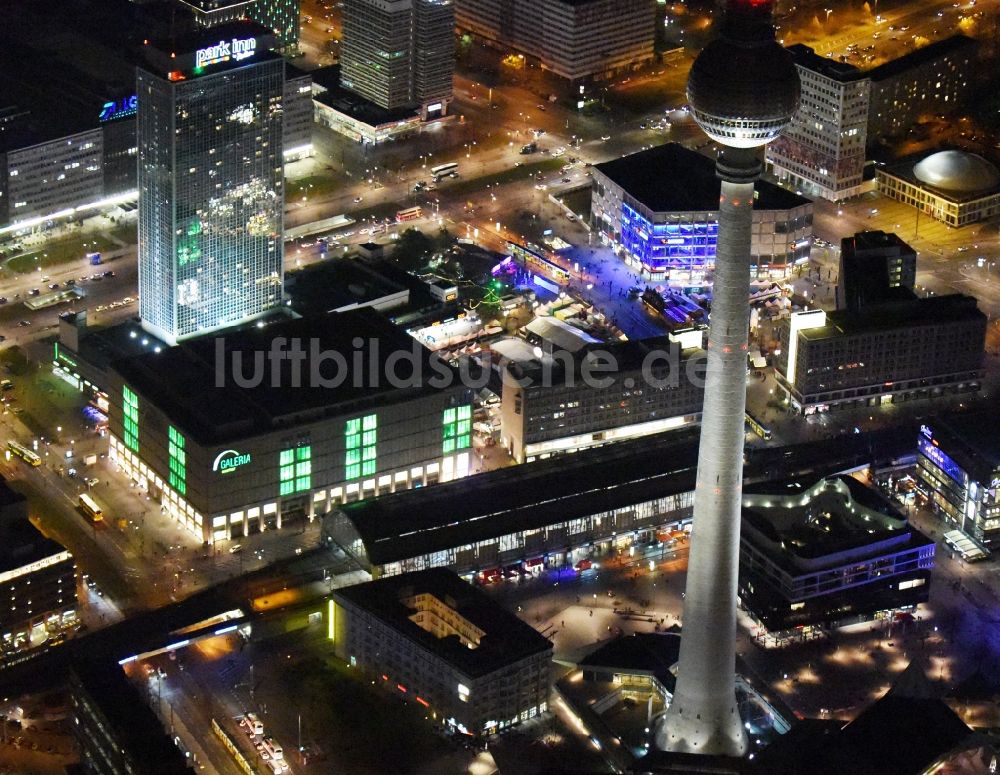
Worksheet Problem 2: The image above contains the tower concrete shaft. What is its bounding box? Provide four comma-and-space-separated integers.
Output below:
655, 147, 760, 757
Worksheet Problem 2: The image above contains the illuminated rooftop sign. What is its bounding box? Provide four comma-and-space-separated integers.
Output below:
195, 37, 257, 70
99, 95, 137, 122
213, 448, 252, 474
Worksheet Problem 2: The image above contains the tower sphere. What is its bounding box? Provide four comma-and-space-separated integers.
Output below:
686, 10, 800, 148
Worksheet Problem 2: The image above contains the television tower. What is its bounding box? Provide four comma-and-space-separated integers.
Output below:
654, 0, 799, 758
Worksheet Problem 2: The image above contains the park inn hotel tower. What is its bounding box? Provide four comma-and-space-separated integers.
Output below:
137, 23, 285, 345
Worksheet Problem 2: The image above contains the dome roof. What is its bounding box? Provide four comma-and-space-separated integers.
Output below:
687, 37, 800, 148
913, 151, 1000, 193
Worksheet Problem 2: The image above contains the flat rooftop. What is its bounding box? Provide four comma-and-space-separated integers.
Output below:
867, 34, 977, 82
312, 65, 420, 128
285, 258, 409, 316
742, 476, 918, 562
922, 405, 1000, 473
594, 143, 811, 214
800, 293, 984, 340
786, 43, 865, 81
111, 308, 459, 446
579, 632, 681, 690
0, 518, 70, 576
334, 568, 551, 679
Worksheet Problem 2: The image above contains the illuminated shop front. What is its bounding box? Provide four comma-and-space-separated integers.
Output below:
591, 143, 813, 283
916, 418, 1000, 548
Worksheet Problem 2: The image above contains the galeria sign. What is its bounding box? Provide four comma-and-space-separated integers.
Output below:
195, 38, 257, 69
213, 449, 252, 474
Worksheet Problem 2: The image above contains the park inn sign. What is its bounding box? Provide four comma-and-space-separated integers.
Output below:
213, 449, 252, 474
195, 37, 257, 69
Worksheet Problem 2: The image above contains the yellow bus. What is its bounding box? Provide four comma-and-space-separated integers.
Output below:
7, 440, 41, 467
79, 493, 104, 523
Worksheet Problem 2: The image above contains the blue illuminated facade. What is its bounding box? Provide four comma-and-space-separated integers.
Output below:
916, 420, 1000, 547
620, 204, 719, 277
590, 143, 814, 283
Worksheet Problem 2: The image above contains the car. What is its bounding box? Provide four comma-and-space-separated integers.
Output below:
48, 283, 60, 290
17, 320, 31, 327
64, 280, 76, 287
1, 380, 12, 390
0, 297, 7, 305
639, 122, 647, 129
86, 478, 100, 487
29, 289, 40, 296
561, 177, 571, 183
353, 196, 363, 203
229, 544, 243, 554
102, 270, 115, 278
566, 213, 576, 221
600, 135, 611, 141
67, 467, 77, 477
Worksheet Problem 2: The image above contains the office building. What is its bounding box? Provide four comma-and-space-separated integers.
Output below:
765, 45, 870, 202
877, 150, 1000, 228
179, 0, 301, 49
591, 143, 812, 282
0, 58, 311, 233
455, 0, 655, 82
739, 476, 934, 642
916, 412, 1000, 548
71, 661, 194, 775
837, 230, 916, 312
282, 64, 316, 160
330, 568, 552, 736
0, 480, 77, 651
867, 35, 977, 142
341, 0, 454, 119
137, 23, 286, 344
496, 328, 706, 463
775, 296, 986, 414
106, 309, 475, 543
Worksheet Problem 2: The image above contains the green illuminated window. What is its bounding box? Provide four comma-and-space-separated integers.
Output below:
443, 405, 472, 454
168, 426, 186, 495
345, 414, 377, 480
123, 386, 139, 452
279, 445, 312, 497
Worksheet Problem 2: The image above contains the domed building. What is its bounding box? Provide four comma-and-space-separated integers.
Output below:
878, 149, 1000, 227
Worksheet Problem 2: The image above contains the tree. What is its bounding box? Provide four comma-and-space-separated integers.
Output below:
392, 228, 435, 272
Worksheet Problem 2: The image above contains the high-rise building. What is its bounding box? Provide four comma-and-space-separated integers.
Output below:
867, 35, 977, 142
837, 230, 916, 312
765, 44, 870, 202
340, 0, 454, 118
655, 0, 799, 759
137, 23, 285, 345
455, 0, 655, 82
178, 0, 301, 49
774, 297, 985, 415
